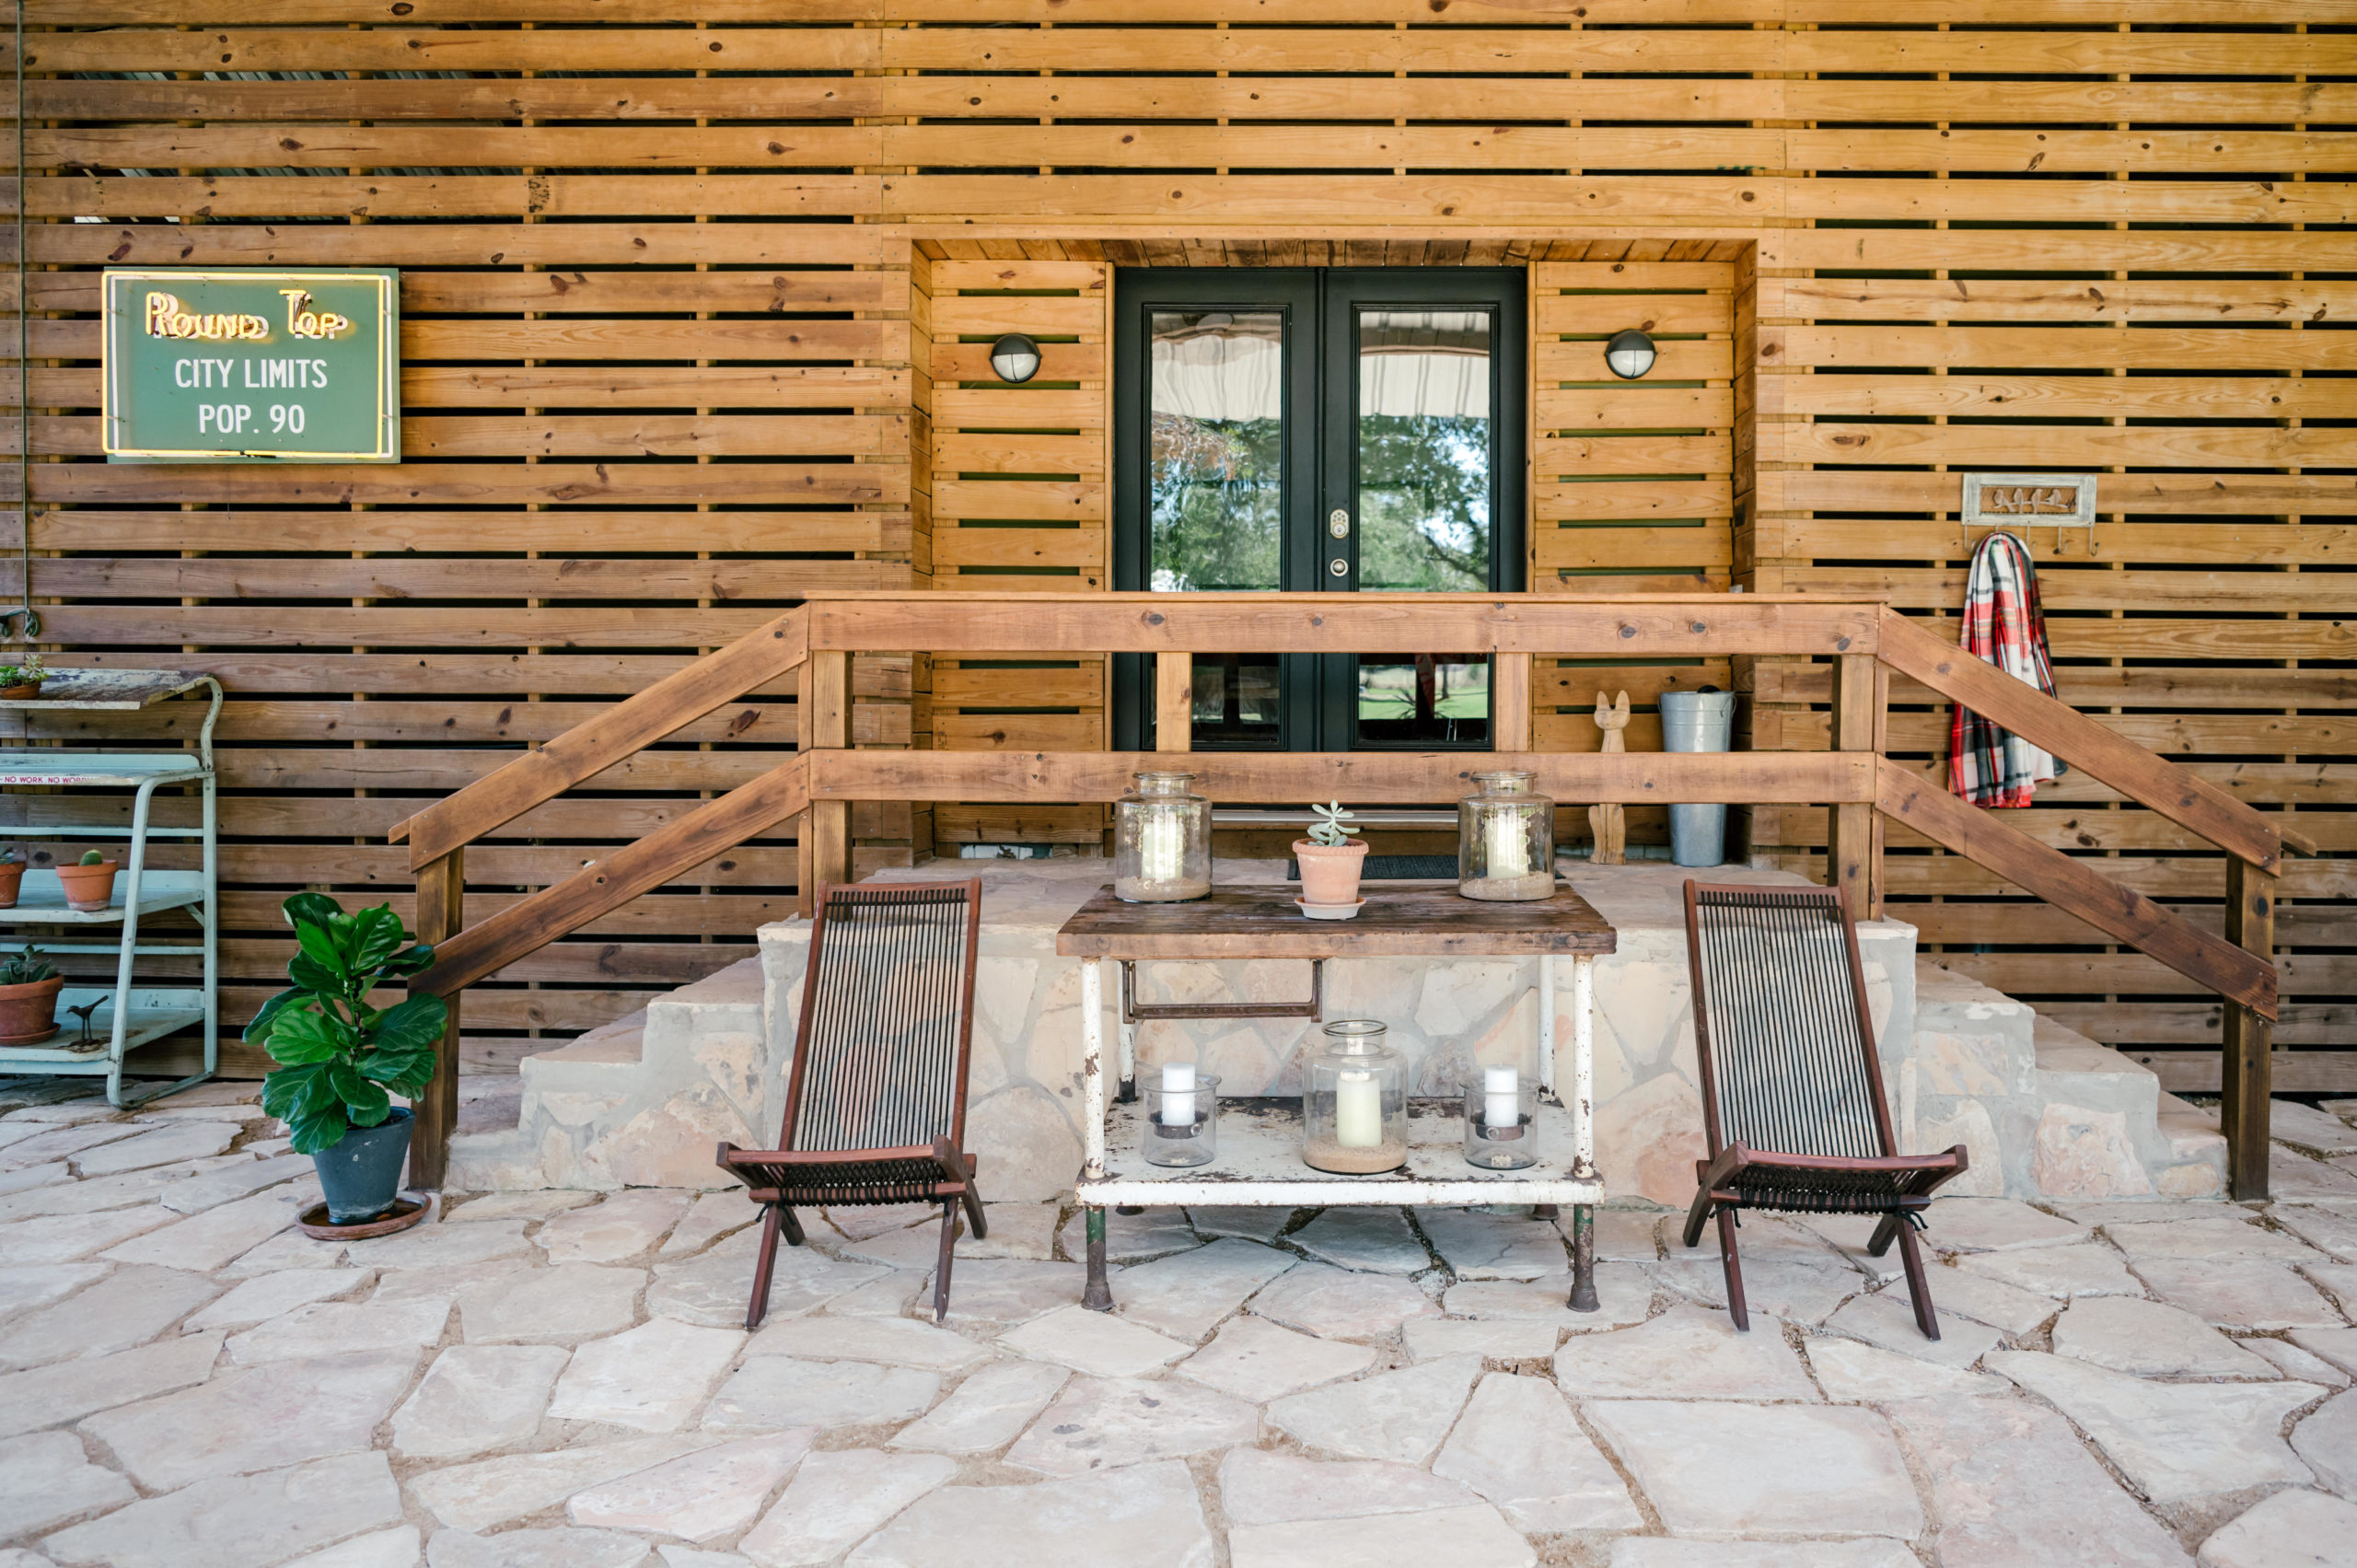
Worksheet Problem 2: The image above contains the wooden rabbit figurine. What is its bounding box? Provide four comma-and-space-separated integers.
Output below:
1589, 691, 1631, 866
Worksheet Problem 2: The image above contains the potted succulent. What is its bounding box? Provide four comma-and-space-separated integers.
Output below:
0, 947, 64, 1045
0, 653, 45, 701
1295, 801, 1368, 915
57, 849, 120, 912
247, 893, 446, 1225
0, 849, 21, 910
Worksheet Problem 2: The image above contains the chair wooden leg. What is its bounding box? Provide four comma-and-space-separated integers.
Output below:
1894, 1219, 1941, 1342
779, 1204, 806, 1247
1681, 1182, 1716, 1249
1716, 1207, 1749, 1332
959, 1182, 988, 1240
932, 1198, 960, 1325
745, 1204, 784, 1331
1865, 1211, 1903, 1258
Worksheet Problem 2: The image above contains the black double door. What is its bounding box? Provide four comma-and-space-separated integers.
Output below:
1111, 268, 1527, 753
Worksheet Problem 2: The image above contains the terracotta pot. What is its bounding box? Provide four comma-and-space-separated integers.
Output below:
0, 973, 64, 1045
0, 680, 41, 701
0, 862, 21, 909
56, 860, 118, 912
1295, 839, 1369, 907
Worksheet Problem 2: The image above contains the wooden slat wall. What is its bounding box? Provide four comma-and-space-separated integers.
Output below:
9, 91, 921, 1073
922, 253, 1109, 850
1533, 261, 1736, 816
11, 0, 2350, 1081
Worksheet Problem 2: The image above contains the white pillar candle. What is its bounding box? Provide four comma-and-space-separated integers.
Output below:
1483, 1064, 1519, 1132
1160, 1061, 1196, 1127
1141, 811, 1182, 884
1484, 809, 1528, 878
1335, 1068, 1383, 1148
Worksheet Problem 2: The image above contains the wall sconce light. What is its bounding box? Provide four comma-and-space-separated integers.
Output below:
989, 332, 1042, 384
1605, 328, 1657, 380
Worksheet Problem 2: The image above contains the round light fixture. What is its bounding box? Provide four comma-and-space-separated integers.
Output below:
1605, 328, 1658, 380
988, 332, 1042, 385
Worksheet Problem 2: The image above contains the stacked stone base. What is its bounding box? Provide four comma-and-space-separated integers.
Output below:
1906, 966, 2225, 1201
448, 861, 2226, 1205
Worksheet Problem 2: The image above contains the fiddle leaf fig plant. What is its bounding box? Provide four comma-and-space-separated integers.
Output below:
246, 893, 446, 1155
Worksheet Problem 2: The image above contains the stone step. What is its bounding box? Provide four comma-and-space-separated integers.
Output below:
461, 957, 770, 1193
2028, 1016, 2223, 1201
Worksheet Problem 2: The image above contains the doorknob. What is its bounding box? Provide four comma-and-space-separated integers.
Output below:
1328, 508, 1351, 539
1329, 558, 1351, 578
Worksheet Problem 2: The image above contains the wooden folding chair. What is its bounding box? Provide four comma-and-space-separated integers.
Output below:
717, 878, 988, 1329
1680, 880, 1968, 1339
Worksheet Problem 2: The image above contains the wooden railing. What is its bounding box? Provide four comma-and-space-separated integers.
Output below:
394, 592, 2299, 1198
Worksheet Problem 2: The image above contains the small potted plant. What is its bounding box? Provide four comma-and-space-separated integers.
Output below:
0, 947, 64, 1045
0, 849, 21, 910
1295, 801, 1368, 917
248, 893, 446, 1225
0, 653, 45, 701
57, 849, 119, 913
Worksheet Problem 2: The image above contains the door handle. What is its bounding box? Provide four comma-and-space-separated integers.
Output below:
1328, 508, 1351, 539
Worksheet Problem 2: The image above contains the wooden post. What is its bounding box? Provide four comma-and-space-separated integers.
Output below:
1493, 653, 1533, 754
795, 654, 817, 917
810, 650, 853, 890
1155, 652, 1193, 752
2221, 855, 2278, 1201
411, 848, 464, 1191
1829, 654, 1885, 920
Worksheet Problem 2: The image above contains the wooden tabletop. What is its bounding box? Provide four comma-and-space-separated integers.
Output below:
1055, 881, 1616, 959
0, 670, 215, 711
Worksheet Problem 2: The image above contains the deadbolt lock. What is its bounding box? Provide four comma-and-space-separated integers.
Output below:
1328, 508, 1351, 539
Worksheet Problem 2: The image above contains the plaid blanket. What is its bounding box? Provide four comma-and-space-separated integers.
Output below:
1948, 530, 2061, 808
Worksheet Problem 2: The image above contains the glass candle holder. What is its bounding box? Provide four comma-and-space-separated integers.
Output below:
1303, 1019, 1409, 1174
1463, 1067, 1538, 1169
1144, 1064, 1219, 1167
1113, 770, 1213, 902
1459, 770, 1557, 902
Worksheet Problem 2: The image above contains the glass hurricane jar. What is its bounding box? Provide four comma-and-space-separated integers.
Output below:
1303, 1019, 1409, 1174
1113, 770, 1212, 902
1143, 1064, 1219, 1167
1463, 1067, 1538, 1170
1458, 770, 1557, 901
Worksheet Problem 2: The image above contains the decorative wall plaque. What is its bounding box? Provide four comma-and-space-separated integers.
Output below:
102, 268, 401, 462
1959, 471, 2096, 531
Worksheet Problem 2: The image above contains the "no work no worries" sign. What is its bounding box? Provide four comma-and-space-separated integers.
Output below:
102, 269, 401, 462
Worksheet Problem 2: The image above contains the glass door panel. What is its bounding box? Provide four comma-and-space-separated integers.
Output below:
1145, 308, 1292, 749
1114, 268, 1523, 756
1147, 309, 1285, 594
1347, 304, 1498, 747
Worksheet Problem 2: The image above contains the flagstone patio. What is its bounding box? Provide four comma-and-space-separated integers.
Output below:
3, 1082, 2355, 1568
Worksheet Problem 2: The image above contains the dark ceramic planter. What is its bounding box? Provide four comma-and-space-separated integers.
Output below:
314, 1108, 413, 1225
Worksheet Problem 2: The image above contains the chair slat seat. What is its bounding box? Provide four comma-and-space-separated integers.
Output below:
715, 879, 988, 1328
1681, 881, 1968, 1340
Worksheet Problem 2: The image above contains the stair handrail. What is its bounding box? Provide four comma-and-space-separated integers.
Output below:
389, 591, 2296, 1201
390, 605, 809, 868
1871, 604, 2291, 1200
1874, 607, 2313, 870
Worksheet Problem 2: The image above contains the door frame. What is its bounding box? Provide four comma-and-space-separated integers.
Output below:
1109, 265, 1527, 752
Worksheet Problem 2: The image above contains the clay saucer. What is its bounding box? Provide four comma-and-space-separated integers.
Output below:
297, 1196, 429, 1241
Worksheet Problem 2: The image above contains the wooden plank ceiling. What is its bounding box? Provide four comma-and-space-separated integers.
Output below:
8, 0, 2350, 1082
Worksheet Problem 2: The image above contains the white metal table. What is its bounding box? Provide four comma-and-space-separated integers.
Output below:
1058, 882, 1613, 1312
0, 670, 222, 1107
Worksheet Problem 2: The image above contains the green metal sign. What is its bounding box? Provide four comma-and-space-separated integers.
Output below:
102, 269, 401, 462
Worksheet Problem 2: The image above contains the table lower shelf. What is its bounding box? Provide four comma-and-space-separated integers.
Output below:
0, 987, 206, 1069
1080, 1096, 1603, 1208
